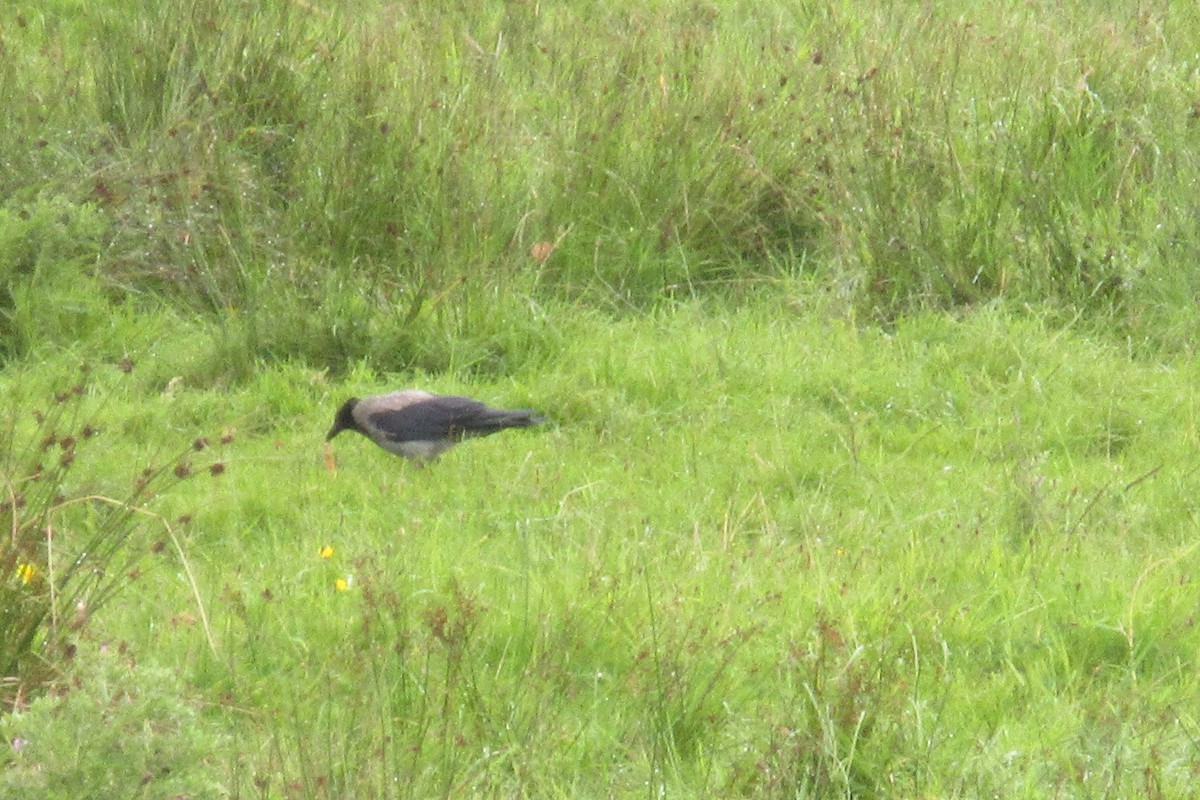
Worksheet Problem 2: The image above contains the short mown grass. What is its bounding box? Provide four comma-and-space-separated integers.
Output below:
3, 1, 1200, 797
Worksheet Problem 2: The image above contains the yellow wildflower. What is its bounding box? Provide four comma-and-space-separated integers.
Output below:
335, 577, 349, 592
16, 563, 37, 585
319, 545, 334, 559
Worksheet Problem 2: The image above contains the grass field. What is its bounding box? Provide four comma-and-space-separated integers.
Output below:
3, 1, 1200, 797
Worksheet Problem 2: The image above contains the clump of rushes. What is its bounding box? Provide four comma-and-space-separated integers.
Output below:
0, 362, 228, 709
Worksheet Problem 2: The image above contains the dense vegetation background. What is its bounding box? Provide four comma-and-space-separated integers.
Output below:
3, 1, 1200, 797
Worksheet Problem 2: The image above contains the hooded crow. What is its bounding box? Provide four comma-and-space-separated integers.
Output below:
326, 390, 544, 464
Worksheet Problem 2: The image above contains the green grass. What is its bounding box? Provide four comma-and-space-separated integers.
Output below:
3, 0, 1200, 797
6, 302, 1200, 797
5, 0, 1200, 335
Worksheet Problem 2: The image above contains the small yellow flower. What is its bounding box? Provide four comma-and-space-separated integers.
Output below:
16, 563, 37, 585
319, 545, 334, 559
334, 577, 349, 592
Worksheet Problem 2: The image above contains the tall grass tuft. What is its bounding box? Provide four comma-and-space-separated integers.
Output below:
0, 363, 223, 707
7, 1, 1200, 369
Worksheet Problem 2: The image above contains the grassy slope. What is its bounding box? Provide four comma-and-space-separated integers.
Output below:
6, 299, 1191, 797
2, 0, 1200, 797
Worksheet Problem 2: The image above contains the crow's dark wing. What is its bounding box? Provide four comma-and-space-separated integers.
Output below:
366, 396, 534, 443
